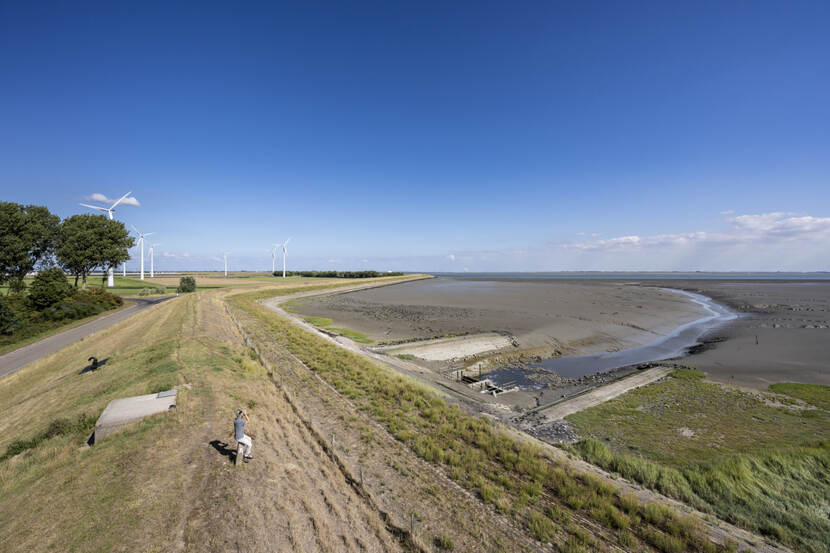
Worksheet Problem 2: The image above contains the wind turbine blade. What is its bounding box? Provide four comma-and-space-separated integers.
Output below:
285, 237, 291, 246
79, 203, 107, 211
110, 191, 132, 209
144, 232, 154, 237
131, 224, 140, 233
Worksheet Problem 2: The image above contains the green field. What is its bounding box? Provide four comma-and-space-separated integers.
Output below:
567, 375, 830, 553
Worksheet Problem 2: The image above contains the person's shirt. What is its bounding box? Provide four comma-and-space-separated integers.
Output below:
234, 416, 246, 440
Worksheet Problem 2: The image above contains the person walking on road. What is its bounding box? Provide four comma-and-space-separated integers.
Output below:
234, 409, 253, 460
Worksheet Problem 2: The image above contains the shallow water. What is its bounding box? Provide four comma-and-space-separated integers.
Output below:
487, 289, 737, 388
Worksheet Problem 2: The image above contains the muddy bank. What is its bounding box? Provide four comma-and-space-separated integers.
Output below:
639, 279, 830, 388
291, 277, 830, 392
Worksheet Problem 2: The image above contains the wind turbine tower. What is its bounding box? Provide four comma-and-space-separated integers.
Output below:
79, 191, 134, 287
149, 243, 160, 278
278, 238, 291, 278
131, 225, 154, 280
269, 244, 279, 274
223, 252, 230, 277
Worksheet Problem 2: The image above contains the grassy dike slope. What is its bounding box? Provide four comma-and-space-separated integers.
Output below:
0, 277, 422, 553
230, 287, 743, 553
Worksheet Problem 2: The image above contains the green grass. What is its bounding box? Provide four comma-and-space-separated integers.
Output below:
1, 274, 236, 297
231, 285, 731, 552
669, 367, 705, 380
567, 377, 830, 553
329, 327, 373, 343
303, 316, 333, 327
769, 382, 830, 410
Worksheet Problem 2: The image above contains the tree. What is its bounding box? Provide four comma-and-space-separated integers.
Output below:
0, 296, 17, 335
0, 202, 60, 290
56, 215, 135, 289
28, 266, 74, 309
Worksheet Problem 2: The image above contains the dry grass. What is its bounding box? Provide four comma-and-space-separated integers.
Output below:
0, 282, 417, 552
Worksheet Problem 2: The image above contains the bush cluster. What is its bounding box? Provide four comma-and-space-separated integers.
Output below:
273, 270, 404, 278
28, 267, 74, 309
40, 288, 123, 321
177, 276, 196, 293
138, 286, 166, 296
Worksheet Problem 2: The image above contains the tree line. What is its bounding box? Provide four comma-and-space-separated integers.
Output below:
274, 270, 405, 278
0, 201, 134, 291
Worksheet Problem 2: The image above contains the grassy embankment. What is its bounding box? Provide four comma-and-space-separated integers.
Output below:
566, 369, 830, 553
0, 275, 400, 552
0, 289, 265, 551
231, 288, 736, 553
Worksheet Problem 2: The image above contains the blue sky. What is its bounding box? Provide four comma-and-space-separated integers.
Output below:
1, 1, 829, 271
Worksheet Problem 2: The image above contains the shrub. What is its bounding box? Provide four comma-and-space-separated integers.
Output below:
28, 267, 73, 309
177, 276, 196, 293
0, 296, 18, 335
40, 288, 122, 321
7, 278, 26, 294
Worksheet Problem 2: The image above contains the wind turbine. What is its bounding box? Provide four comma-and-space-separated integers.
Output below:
149, 243, 160, 278
277, 238, 291, 278
268, 244, 279, 274
79, 191, 134, 287
223, 252, 230, 277
131, 225, 153, 280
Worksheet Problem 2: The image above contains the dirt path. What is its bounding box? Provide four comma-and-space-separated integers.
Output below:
0, 296, 174, 378
178, 289, 409, 553
535, 366, 674, 420
184, 388, 405, 553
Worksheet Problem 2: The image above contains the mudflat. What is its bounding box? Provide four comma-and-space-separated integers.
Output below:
292, 277, 830, 389
292, 278, 709, 358
646, 279, 830, 388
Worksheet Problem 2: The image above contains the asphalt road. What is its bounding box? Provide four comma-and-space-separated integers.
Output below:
0, 296, 175, 379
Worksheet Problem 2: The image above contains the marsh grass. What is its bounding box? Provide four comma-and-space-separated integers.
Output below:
568, 378, 830, 553
769, 382, 830, 410
231, 286, 731, 552
303, 315, 333, 326
329, 327, 373, 343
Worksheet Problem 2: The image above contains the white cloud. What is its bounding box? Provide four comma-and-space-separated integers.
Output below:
85, 192, 141, 207
446, 254, 456, 261
568, 212, 830, 254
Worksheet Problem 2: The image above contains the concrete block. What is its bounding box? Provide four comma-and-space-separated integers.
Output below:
94, 390, 177, 443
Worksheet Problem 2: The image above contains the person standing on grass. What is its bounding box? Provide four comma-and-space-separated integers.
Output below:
234, 409, 253, 460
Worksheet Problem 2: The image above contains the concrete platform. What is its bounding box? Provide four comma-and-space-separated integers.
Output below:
94, 390, 177, 442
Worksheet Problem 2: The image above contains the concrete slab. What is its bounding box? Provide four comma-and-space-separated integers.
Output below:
94, 390, 177, 442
